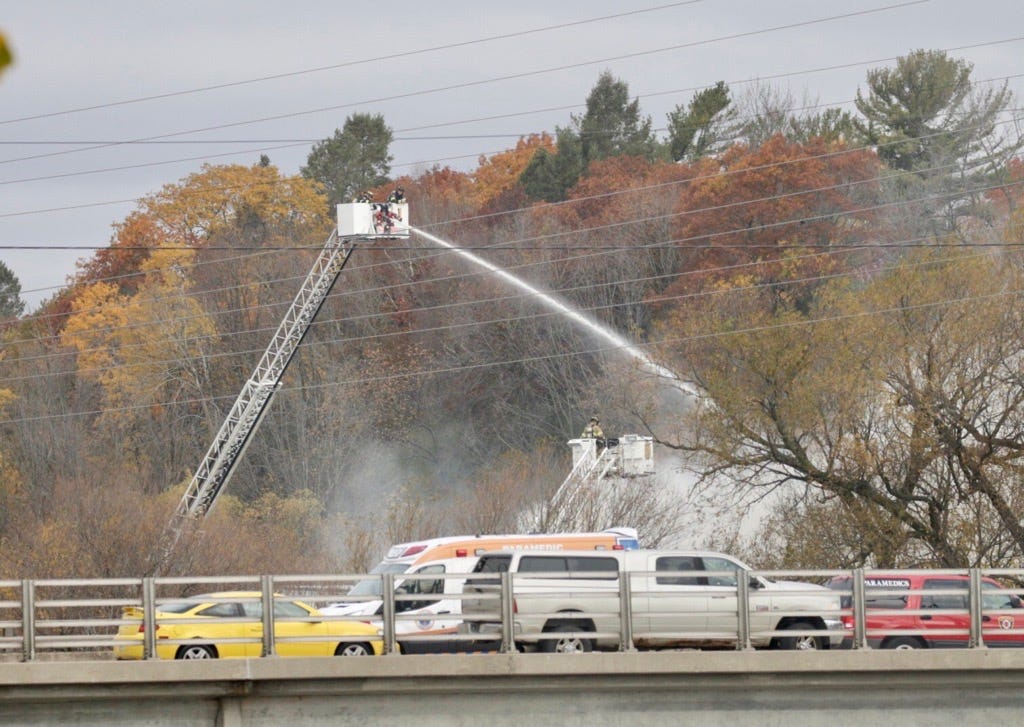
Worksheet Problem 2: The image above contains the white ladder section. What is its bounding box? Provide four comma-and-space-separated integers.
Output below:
164, 229, 356, 547
550, 440, 619, 508
538, 435, 656, 531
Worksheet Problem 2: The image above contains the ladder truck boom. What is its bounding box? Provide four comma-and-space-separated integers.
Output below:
160, 199, 409, 556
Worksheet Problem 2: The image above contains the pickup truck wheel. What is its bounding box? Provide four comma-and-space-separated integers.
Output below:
882, 636, 924, 650
777, 621, 824, 650
540, 625, 594, 654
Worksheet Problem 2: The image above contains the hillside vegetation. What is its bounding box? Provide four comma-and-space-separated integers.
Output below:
2, 52, 1023, 576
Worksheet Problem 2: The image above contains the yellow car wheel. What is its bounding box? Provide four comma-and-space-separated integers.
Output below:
335, 642, 373, 656
176, 644, 217, 659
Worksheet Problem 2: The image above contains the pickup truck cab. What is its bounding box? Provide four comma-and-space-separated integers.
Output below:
461, 549, 844, 652
826, 572, 1024, 649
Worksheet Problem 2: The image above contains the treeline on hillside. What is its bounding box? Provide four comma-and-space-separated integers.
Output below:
0, 50, 1023, 577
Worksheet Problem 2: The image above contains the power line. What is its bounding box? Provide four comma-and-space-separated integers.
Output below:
1, 250, 1018, 428
0, 0, 928, 168
4, 167, 1018, 383
1, 237, 1006, 389
8, 114, 1022, 334
0, 2, 704, 126
6, 37, 1018, 148
1, 39, 1018, 234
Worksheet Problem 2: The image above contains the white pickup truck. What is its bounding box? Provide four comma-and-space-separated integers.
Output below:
460, 549, 845, 652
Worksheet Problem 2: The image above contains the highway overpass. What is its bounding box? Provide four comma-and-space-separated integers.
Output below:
3, 650, 1024, 727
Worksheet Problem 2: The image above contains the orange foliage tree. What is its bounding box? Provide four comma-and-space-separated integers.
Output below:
657, 135, 882, 313
472, 134, 554, 210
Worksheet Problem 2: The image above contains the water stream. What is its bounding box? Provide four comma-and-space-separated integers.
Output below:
411, 227, 694, 394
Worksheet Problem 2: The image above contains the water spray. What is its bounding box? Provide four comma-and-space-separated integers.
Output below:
411, 227, 696, 396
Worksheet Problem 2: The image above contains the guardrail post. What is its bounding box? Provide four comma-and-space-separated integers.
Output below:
21, 580, 34, 662
142, 577, 157, 660
736, 571, 753, 651
969, 568, 985, 649
499, 571, 515, 654
852, 568, 868, 650
618, 570, 635, 652
261, 575, 276, 657
381, 573, 398, 656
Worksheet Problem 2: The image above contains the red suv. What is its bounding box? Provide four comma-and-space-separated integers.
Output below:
827, 573, 1023, 649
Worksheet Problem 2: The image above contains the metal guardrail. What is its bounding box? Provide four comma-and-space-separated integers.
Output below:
2, 567, 1024, 661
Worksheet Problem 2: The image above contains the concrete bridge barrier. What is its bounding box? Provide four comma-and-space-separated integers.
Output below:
3, 650, 1024, 727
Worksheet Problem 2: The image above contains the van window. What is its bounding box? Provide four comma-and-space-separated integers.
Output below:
347, 562, 409, 597
655, 556, 701, 586
395, 563, 445, 612
829, 576, 909, 610
863, 577, 910, 610
517, 555, 618, 579
472, 554, 512, 573
921, 578, 968, 610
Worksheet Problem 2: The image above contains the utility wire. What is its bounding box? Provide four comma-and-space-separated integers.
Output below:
7, 114, 1022, 345
0, 0, 928, 168
7, 130, 1012, 337
1, 253, 1018, 428
4, 169, 1018, 381
0, 237, 1007, 389
2, 39, 1018, 230
0, 2, 705, 126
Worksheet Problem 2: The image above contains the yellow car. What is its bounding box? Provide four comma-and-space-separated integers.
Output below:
114, 591, 384, 659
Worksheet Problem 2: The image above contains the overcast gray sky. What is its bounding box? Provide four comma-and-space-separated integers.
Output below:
2, 0, 1022, 309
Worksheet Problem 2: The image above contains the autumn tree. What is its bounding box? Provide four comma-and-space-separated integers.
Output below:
60, 246, 219, 492
0, 369, 21, 534
472, 134, 554, 209
715, 489, 917, 571
659, 135, 882, 313
302, 113, 393, 209
0, 31, 12, 78
655, 247, 1024, 568
988, 157, 1024, 242
553, 155, 689, 337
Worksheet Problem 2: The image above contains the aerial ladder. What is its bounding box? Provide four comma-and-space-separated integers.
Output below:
158, 198, 410, 560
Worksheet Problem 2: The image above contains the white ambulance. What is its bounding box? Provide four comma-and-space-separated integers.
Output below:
321, 528, 639, 653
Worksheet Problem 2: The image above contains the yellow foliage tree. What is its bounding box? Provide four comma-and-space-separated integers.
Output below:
472, 134, 554, 209
61, 246, 218, 483
0, 376, 21, 534
62, 246, 217, 415
655, 248, 1024, 567
0, 31, 12, 78
141, 163, 329, 246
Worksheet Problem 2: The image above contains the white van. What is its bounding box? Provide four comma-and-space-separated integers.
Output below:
460, 549, 845, 653
322, 528, 639, 653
